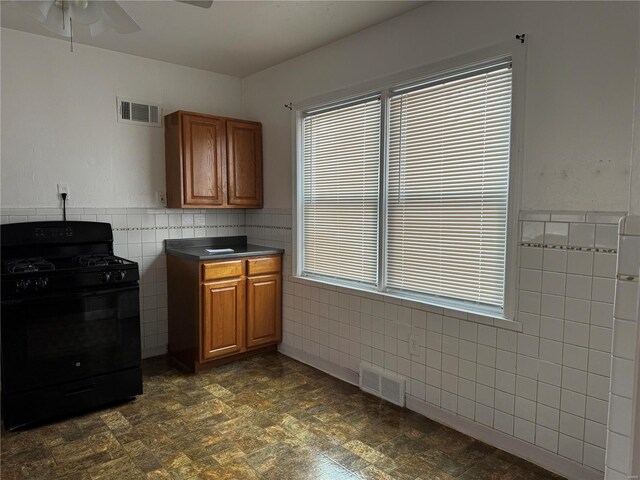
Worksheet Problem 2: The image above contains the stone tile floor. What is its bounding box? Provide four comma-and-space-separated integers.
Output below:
1, 353, 565, 479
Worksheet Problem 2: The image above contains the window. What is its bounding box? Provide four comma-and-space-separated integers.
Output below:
386, 64, 512, 308
297, 51, 520, 318
302, 98, 381, 285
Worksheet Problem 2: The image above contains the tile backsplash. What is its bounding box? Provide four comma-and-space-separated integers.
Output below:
1, 207, 627, 475
512, 212, 622, 472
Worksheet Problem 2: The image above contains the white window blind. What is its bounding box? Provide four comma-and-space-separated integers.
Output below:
302, 98, 381, 285
386, 64, 512, 309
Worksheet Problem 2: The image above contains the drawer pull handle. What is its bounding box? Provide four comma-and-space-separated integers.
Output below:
65, 384, 96, 396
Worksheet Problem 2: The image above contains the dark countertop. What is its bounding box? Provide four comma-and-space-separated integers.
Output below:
165, 236, 284, 261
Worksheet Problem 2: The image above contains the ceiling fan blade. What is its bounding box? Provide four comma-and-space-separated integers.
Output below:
14, 1, 53, 23
176, 1, 213, 8
33, 1, 53, 22
101, 1, 141, 34
89, 15, 112, 37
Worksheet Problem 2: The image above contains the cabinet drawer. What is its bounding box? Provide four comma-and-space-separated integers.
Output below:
202, 259, 244, 281
247, 256, 281, 276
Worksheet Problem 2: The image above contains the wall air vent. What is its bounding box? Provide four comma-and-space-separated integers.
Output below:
117, 97, 162, 127
359, 363, 406, 406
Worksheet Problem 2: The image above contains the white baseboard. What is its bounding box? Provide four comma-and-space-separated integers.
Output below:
277, 343, 359, 386
277, 344, 603, 480
142, 346, 167, 359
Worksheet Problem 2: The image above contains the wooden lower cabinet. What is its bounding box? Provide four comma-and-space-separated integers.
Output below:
246, 273, 281, 348
201, 278, 245, 360
167, 254, 281, 371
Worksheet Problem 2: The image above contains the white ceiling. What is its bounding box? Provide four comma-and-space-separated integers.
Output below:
1, 0, 426, 77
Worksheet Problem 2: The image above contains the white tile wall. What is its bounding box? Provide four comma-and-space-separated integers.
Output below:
248, 209, 626, 475
1, 207, 247, 357
605, 215, 639, 480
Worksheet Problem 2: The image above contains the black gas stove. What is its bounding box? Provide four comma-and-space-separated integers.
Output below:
2, 223, 139, 300
1, 221, 143, 430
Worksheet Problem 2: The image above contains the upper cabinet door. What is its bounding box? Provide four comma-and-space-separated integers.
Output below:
226, 120, 263, 208
182, 114, 226, 206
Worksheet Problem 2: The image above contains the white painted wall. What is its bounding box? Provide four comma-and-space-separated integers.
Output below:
242, 1, 640, 212
0, 28, 244, 208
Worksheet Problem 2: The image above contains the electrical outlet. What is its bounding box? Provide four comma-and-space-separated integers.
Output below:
57, 184, 69, 197
157, 191, 167, 206
409, 335, 420, 356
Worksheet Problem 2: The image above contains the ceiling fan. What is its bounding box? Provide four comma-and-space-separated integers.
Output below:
19, 0, 213, 47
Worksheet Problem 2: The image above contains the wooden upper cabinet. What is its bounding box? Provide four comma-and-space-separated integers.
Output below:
182, 114, 225, 206
226, 120, 263, 207
164, 111, 262, 209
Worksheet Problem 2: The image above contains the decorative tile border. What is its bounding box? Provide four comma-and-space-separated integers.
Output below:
112, 224, 246, 232
0, 207, 246, 215
518, 212, 621, 254
518, 242, 617, 254
245, 224, 292, 231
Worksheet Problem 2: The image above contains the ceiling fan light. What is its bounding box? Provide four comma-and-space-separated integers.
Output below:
53, 0, 88, 9
69, 2, 103, 24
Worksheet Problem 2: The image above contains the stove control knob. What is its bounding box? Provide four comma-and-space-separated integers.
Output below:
113, 270, 126, 282
34, 278, 49, 291
15, 279, 31, 293
100, 272, 112, 283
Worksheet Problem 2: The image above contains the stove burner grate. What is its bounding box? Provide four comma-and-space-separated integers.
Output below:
74, 255, 126, 268
4, 257, 55, 273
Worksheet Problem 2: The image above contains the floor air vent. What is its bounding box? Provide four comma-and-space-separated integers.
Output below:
117, 97, 162, 127
359, 363, 406, 406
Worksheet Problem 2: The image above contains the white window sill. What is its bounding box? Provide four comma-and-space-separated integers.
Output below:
289, 274, 522, 332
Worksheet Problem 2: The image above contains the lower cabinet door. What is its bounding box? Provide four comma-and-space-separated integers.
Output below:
201, 278, 245, 360
246, 273, 281, 348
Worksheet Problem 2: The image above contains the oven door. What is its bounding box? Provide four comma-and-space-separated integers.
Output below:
1, 284, 141, 394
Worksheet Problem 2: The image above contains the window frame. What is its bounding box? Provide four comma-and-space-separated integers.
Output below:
292, 41, 526, 321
